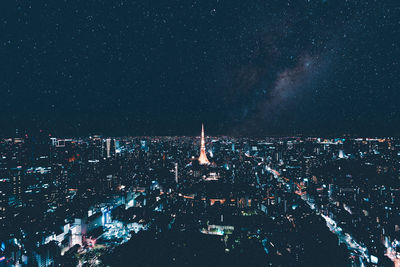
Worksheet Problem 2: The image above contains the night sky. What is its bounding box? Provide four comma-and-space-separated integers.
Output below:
0, 1, 399, 136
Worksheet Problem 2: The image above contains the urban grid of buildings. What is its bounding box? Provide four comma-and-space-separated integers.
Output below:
0, 125, 399, 266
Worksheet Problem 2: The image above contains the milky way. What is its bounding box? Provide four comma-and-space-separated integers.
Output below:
0, 1, 399, 136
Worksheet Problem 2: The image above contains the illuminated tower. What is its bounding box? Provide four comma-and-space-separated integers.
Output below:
198, 123, 210, 165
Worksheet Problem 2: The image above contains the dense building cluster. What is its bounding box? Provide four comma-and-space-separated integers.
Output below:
0, 129, 399, 266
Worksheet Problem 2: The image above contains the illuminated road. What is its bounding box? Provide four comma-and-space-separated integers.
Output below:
265, 165, 369, 265
386, 247, 400, 267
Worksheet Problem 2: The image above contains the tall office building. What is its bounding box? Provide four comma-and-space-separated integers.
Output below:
106, 138, 111, 158
175, 163, 178, 183
105, 138, 116, 158
0, 179, 7, 227
11, 168, 23, 206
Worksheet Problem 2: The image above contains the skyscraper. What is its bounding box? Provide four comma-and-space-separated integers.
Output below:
105, 138, 116, 158
198, 124, 210, 165
175, 163, 178, 183
106, 138, 111, 158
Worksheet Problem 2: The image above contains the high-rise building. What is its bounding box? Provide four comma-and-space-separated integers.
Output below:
0, 179, 7, 228
175, 163, 178, 183
106, 138, 111, 158
11, 168, 23, 206
198, 124, 210, 165
104, 138, 116, 158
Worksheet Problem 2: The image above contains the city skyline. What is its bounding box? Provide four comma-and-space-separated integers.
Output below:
1, 1, 399, 266
1, 131, 399, 266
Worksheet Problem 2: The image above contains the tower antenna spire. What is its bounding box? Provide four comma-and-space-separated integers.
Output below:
198, 123, 210, 165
